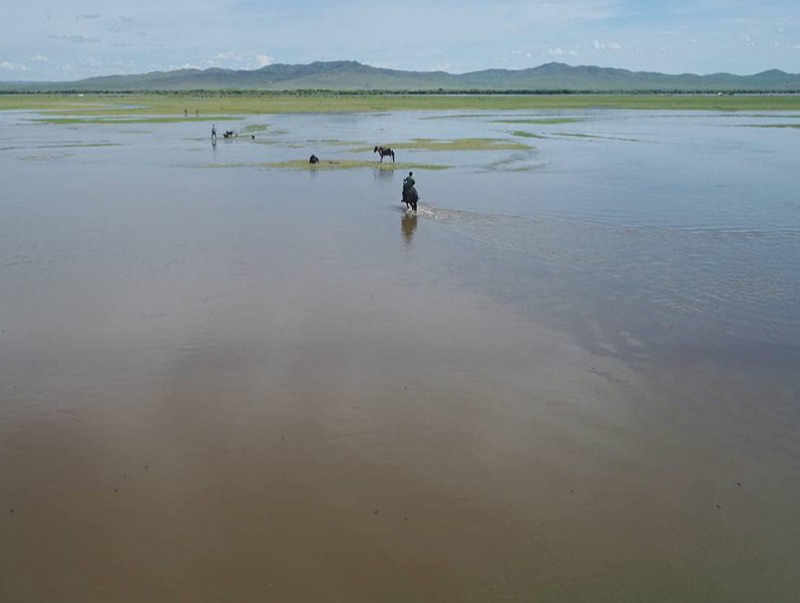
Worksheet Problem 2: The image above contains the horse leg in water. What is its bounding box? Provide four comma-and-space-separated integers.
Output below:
408, 187, 419, 212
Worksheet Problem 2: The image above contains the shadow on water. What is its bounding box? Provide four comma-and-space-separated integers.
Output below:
401, 211, 418, 248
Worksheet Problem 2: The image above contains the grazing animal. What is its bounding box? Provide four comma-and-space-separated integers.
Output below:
374, 146, 395, 163
309, 154, 319, 164
222, 130, 236, 139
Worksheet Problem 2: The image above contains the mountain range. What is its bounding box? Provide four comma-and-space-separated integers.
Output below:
3, 60, 800, 92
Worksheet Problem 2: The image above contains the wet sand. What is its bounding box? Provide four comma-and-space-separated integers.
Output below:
1, 109, 799, 601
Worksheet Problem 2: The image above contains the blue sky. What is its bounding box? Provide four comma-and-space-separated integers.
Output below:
2, 0, 799, 80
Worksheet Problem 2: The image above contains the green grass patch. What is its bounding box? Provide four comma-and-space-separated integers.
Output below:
3, 143, 121, 150
20, 153, 73, 161
555, 132, 599, 139
6, 93, 800, 117
205, 159, 450, 171
492, 117, 583, 125
420, 113, 501, 120
552, 132, 642, 142
240, 123, 269, 133
483, 155, 542, 172
746, 124, 800, 129
308, 138, 367, 146
357, 138, 530, 151
511, 130, 548, 139
34, 116, 239, 125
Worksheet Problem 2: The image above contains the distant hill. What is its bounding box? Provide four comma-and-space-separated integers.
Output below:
3, 60, 800, 92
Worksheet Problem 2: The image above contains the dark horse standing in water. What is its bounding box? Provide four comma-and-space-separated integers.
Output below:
374, 146, 395, 163
402, 185, 419, 212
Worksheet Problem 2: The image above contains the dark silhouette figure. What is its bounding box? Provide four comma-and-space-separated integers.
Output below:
402, 186, 419, 212
374, 146, 395, 163
402, 171, 418, 212
309, 154, 319, 164
211, 124, 217, 144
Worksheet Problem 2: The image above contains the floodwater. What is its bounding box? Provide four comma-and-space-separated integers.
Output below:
1, 108, 799, 602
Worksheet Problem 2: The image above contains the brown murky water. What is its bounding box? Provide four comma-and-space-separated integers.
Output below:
1, 110, 799, 601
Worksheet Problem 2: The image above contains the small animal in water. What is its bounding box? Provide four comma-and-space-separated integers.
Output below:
374, 146, 395, 163
222, 130, 236, 139
309, 154, 319, 164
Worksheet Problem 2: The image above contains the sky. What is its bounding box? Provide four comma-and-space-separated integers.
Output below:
2, 0, 799, 81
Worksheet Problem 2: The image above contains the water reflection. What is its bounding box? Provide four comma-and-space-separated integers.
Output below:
401, 211, 418, 248
373, 167, 395, 181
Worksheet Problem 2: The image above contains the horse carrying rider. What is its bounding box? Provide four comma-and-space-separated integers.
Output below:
402, 171, 418, 212
402, 171, 414, 203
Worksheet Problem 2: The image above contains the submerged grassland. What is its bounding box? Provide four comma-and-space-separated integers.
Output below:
205, 160, 451, 171
356, 138, 530, 151
492, 117, 584, 124
33, 116, 241, 125
3, 92, 800, 116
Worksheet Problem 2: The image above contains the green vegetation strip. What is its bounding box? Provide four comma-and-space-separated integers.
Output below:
34, 116, 240, 124
240, 123, 269, 133
746, 124, 800, 129
553, 132, 641, 141
206, 160, 450, 171
492, 118, 583, 124
511, 131, 547, 139
357, 138, 529, 151
5, 93, 800, 116
308, 139, 367, 146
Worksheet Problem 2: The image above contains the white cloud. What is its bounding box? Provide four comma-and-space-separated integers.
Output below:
1, 61, 28, 71
592, 40, 623, 50
546, 47, 578, 57
29, 54, 49, 62
254, 54, 274, 68
511, 50, 533, 58
49, 33, 101, 43
211, 51, 238, 62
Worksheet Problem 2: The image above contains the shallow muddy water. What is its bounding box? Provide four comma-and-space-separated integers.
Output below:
1, 108, 799, 602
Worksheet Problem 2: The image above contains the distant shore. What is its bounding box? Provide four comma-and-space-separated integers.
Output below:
3, 91, 800, 115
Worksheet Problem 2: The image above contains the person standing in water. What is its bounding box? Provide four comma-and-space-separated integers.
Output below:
211, 124, 217, 145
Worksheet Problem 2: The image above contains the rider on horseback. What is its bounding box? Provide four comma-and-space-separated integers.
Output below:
403, 171, 415, 191
402, 171, 418, 212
